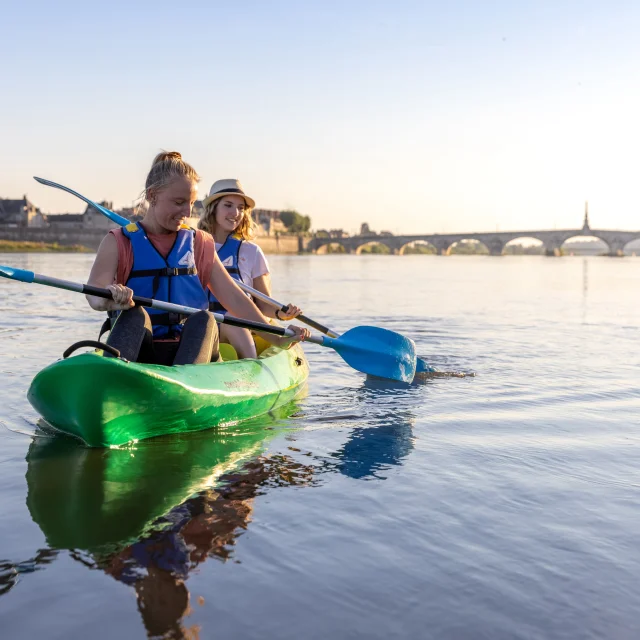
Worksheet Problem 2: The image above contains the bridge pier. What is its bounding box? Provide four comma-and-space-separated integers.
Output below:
604, 239, 626, 257
543, 242, 563, 257
486, 238, 506, 256
430, 240, 451, 256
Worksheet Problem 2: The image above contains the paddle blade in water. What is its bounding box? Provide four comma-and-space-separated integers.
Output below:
0, 265, 35, 283
322, 326, 417, 383
416, 357, 438, 374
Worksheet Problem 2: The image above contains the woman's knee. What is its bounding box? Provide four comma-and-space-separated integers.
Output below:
186, 310, 218, 336
113, 305, 151, 329
106, 306, 153, 362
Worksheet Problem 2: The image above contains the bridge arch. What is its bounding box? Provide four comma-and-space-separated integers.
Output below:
316, 242, 347, 255
561, 235, 610, 256
447, 238, 490, 255
398, 240, 437, 255
503, 236, 544, 255
622, 237, 640, 255
355, 241, 392, 255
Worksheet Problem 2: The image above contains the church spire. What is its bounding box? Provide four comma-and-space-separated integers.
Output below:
582, 201, 590, 232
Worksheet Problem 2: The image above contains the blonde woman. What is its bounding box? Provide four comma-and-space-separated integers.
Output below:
199, 179, 302, 359
86, 155, 308, 365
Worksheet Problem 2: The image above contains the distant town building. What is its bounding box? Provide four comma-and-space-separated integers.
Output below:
47, 201, 137, 230
0, 195, 142, 231
253, 208, 287, 236
358, 223, 392, 237
0, 196, 295, 237
46, 213, 86, 229
0, 196, 46, 227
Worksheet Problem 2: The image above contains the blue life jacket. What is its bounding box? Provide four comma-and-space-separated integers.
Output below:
208, 234, 244, 313
121, 222, 209, 339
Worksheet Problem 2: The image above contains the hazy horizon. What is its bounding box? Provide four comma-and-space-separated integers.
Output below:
3, 1, 640, 235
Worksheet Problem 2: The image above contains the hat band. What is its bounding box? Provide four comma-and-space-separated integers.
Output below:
211, 188, 245, 197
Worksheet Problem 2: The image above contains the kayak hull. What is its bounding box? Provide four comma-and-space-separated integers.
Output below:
27, 344, 309, 447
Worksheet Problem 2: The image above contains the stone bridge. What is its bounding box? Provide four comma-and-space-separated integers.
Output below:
308, 216, 640, 257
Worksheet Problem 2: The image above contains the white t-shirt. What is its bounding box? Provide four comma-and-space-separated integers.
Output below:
215, 240, 270, 285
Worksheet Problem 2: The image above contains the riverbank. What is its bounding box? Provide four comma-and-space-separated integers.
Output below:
0, 229, 304, 254
0, 240, 92, 253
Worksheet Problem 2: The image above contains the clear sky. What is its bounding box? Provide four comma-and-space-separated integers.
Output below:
2, 0, 639, 234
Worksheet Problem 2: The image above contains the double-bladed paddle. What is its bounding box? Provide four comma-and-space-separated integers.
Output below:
33, 177, 432, 374
0, 265, 416, 382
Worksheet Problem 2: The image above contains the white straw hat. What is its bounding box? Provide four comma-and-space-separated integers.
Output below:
202, 179, 255, 209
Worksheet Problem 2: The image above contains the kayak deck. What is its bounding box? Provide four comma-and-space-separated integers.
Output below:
27, 344, 309, 447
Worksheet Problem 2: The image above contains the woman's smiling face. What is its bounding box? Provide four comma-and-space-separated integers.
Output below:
149, 177, 197, 232
214, 195, 247, 234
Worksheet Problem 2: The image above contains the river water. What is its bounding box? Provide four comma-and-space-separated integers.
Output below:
0, 253, 639, 639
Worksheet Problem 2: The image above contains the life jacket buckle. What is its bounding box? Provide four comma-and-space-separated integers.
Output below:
165, 267, 180, 276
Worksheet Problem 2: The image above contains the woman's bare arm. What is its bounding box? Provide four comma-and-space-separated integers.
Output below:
86, 234, 134, 311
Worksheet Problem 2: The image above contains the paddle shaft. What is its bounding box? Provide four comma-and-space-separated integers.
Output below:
236, 281, 339, 338
30, 272, 325, 343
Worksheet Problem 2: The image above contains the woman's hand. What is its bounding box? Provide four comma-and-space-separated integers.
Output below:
276, 304, 302, 321
106, 284, 135, 311
278, 324, 310, 349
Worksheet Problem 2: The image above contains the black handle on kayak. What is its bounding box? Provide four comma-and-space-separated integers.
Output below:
63, 340, 122, 359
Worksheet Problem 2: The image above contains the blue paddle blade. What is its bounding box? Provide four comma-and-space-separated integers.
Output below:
416, 357, 438, 374
33, 177, 130, 226
322, 326, 416, 383
0, 265, 35, 283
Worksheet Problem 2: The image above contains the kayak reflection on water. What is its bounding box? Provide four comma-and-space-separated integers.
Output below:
13, 382, 419, 637
22, 417, 317, 638
95, 456, 316, 638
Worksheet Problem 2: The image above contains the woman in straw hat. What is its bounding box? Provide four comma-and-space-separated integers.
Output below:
86, 153, 308, 365
199, 179, 302, 359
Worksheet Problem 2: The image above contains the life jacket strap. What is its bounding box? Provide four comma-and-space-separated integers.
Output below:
129, 266, 197, 278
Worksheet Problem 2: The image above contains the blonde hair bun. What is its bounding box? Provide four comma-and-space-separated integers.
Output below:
151, 151, 183, 166
143, 151, 200, 199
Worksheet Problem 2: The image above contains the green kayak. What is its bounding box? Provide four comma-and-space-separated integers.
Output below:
27, 343, 309, 447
